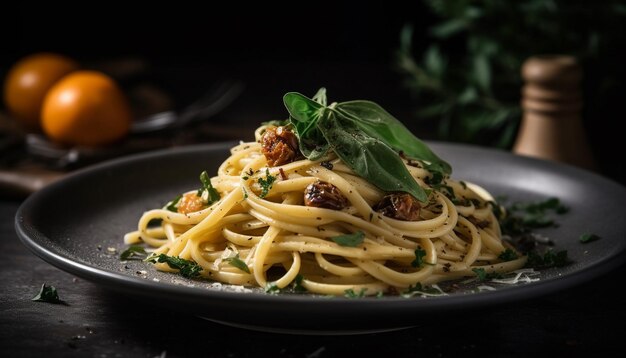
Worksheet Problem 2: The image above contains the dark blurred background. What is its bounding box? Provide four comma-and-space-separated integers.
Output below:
2, 1, 625, 185
3, 2, 427, 122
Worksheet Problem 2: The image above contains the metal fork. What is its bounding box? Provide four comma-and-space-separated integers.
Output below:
130, 79, 245, 133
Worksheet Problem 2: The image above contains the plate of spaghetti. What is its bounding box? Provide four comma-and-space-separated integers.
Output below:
16, 89, 626, 333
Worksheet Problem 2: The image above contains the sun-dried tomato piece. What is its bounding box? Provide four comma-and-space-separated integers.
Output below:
304, 180, 349, 210
261, 126, 300, 166
374, 193, 421, 221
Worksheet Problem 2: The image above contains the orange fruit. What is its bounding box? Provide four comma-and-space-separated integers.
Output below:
3, 53, 79, 129
41, 71, 132, 146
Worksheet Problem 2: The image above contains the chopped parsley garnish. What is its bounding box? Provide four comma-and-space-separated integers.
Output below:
145, 254, 203, 278
330, 231, 365, 247
344, 288, 367, 298
526, 250, 569, 268
165, 195, 182, 212
402, 283, 443, 296
498, 248, 519, 261
513, 197, 569, 214
412, 248, 433, 267
265, 282, 281, 294
32, 283, 62, 304
432, 182, 455, 199
425, 171, 444, 186
580, 233, 601, 243
489, 197, 573, 270
224, 254, 250, 274
242, 188, 248, 199
120, 246, 148, 260
496, 197, 569, 236
198, 171, 220, 204
471, 268, 503, 281
258, 169, 276, 198
293, 274, 307, 293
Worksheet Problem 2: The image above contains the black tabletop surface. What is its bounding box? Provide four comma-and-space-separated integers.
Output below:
1, 196, 625, 357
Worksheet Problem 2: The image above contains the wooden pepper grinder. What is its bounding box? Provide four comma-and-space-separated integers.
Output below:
513, 55, 595, 170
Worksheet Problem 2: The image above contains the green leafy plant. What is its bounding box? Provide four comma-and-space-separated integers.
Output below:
397, 0, 626, 148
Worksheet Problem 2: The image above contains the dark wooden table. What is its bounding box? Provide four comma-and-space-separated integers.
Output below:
1, 197, 624, 357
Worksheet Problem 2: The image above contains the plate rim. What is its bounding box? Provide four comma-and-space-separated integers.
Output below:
14, 141, 626, 314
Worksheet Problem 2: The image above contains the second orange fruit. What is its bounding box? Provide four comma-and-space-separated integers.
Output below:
41, 71, 132, 146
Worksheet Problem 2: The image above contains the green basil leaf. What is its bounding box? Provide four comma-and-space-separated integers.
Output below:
283, 92, 329, 160
318, 112, 429, 202
331, 231, 365, 247
312, 87, 327, 106
334, 100, 451, 175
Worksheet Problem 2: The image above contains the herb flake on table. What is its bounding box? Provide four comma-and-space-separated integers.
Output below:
32, 283, 62, 304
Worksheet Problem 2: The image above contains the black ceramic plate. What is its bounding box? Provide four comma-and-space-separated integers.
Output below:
16, 142, 626, 334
